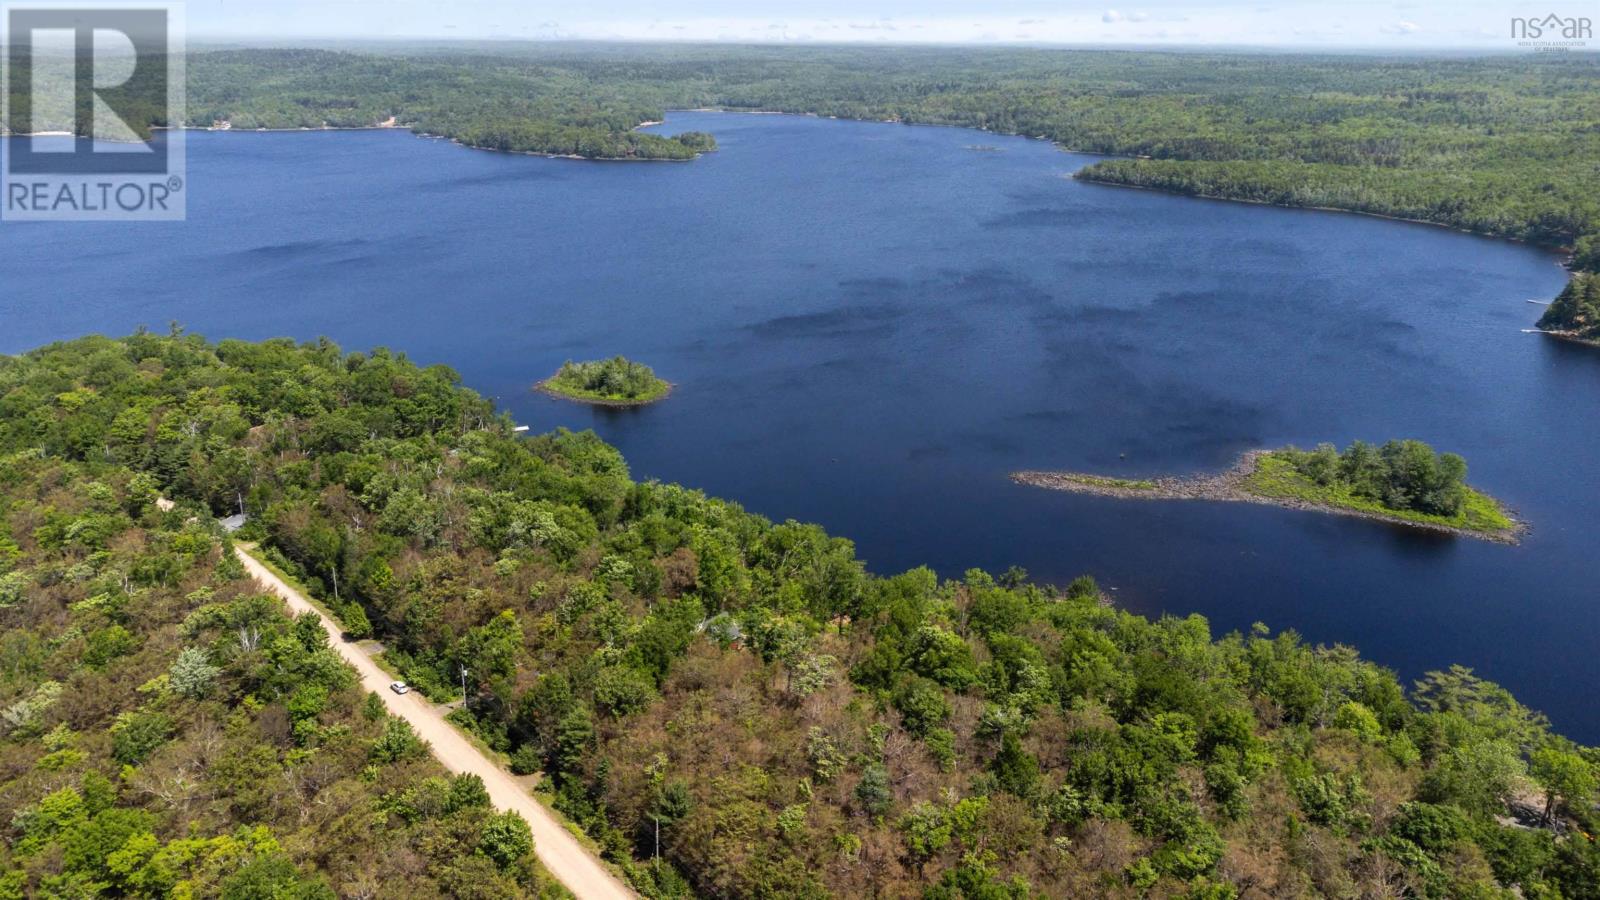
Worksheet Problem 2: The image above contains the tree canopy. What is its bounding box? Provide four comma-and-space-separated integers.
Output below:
1539, 273, 1600, 341
1, 332, 1595, 898
1278, 440, 1471, 518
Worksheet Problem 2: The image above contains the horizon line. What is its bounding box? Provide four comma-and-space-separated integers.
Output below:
173, 36, 1597, 55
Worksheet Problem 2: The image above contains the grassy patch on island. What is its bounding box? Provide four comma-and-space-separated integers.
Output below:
537, 356, 671, 406
1245, 448, 1516, 535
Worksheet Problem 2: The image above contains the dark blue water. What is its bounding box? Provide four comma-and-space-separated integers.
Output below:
3, 113, 1594, 738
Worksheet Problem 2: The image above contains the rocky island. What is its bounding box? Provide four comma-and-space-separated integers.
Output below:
1015, 440, 1523, 544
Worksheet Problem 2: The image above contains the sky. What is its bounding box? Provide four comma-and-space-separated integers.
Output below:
182, 0, 1581, 48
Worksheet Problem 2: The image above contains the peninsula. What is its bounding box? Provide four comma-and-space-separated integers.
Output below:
1536, 272, 1600, 346
1015, 441, 1523, 543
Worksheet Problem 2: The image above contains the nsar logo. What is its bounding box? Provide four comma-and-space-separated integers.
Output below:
1511, 12, 1593, 50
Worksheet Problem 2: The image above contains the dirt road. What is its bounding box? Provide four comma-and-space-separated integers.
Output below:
234, 546, 635, 900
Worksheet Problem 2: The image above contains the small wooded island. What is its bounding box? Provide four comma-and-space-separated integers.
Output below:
1015, 440, 1524, 543
536, 356, 672, 406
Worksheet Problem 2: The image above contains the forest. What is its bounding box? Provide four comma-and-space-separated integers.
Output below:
1538, 273, 1600, 342
0, 429, 560, 891
1274, 441, 1470, 518
2, 332, 1596, 898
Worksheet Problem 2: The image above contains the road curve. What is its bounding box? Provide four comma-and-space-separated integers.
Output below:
234, 545, 636, 900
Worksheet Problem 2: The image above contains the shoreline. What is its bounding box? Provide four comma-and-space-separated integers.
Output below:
438, 134, 701, 163
1, 122, 404, 137
1, 120, 710, 163
1071, 173, 1569, 254
7, 110, 1574, 284
649, 108, 1581, 268
534, 378, 674, 408
1524, 327, 1600, 349
1012, 450, 1526, 545
3, 111, 1579, 263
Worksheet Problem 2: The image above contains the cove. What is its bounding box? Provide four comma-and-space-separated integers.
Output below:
1, 111, 1592, 739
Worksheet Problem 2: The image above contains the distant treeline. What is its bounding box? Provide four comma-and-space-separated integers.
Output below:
9, 45, 1596, 261
162, 46, 1598, 257
180, 48, 719, 159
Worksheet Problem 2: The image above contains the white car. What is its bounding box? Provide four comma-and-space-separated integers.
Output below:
389, 681, 410, 695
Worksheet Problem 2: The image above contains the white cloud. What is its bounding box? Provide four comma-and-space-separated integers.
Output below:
178, 0, 1536, 49
328, 7, 1516, 49
1381, 20, 1421, 35
1102, 9, 1149, 25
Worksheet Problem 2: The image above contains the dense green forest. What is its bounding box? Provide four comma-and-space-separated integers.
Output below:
1538, 273, 1600, 342
0, 48, 715, 160
2, 333, 1597, 898
540, 357, 671, 405
1274, 441, 1470, 518
0, 49, 172, 140
0, 442, 560, 892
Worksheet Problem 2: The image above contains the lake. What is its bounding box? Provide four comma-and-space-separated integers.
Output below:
2, 112, 1594, 739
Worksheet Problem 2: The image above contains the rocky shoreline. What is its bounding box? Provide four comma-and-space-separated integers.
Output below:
1012, 451, 1525, 545
1527, 327, 1600, 349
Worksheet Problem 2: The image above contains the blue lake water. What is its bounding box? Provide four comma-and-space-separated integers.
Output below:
3, 112, 1595, 739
